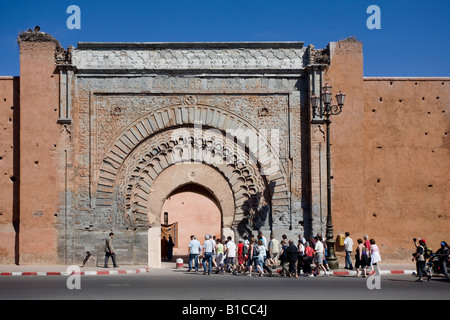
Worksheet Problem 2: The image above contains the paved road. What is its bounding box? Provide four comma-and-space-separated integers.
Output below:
0, 268, 448, 300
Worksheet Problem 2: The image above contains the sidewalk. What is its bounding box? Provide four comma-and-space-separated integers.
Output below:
0, 261, 417, 277
0, 264, 151, 276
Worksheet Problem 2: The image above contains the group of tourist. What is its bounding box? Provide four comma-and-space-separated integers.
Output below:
187, 234, 238, 275
106, 230, 448, 282
342, 232, 382, 277
186, 231, 383, 278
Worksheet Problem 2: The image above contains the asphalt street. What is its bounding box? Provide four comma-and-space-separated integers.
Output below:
0, 268, 448, 301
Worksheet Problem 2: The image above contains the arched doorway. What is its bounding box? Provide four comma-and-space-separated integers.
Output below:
98, 115, 290, 267
160, 183, 222, 258
146, 163, 235, 267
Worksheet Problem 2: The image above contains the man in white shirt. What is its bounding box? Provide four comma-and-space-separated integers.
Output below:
314, 235, 328, 277
344, 232, 354, 270
225, 236, 237, 275
202, 234, 215, 275
187, 235, 202, 272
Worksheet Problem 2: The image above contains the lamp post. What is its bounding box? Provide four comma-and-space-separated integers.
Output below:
311, 84, 346, 270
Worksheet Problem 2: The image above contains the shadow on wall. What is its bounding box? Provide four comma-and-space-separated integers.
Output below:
12, 77, 20, 265
237, 181, 275, 236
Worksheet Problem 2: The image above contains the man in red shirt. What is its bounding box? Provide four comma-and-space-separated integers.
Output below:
237, 239, 245, 274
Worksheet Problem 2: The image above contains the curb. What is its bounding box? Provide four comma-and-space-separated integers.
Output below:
0, 268, 150, 277
331, 270, 415, 276
275, 268, 415, 276
0, 267, 416, 277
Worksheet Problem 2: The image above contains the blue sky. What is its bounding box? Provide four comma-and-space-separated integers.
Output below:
0, 0, 449, 77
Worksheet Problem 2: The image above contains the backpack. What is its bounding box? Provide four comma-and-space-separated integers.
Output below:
252, 244, 260, 257
279, 245, 288, 261
242, 244, 249, 257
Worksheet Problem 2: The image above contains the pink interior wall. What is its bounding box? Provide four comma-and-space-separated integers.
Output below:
161, 190, 222, 256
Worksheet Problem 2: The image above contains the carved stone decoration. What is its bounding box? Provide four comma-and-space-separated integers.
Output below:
93, 94, 291, 169
113, 127, 272, 234
183, 95, 198, 105
93, 103, 291, 234
72, 43, 306, 71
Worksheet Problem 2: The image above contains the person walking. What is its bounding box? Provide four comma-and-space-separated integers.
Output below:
242, 235, 250, 273
322, 238, 330, 271
225, 236, 237, 275
412, 238, 430, 282
256, 239, 266, 277
286, 240, 299, 278
344, 232, 354, 270
258, 231, 268, 251
303, 241, 315, 277
202, 234, 215, 275
436, 241, 449, 278
258, 233, 273, 277
214, 238, 225, 274
104, 232, 118, 268
247, 238, 260, 277
279, 240, 289, 277
296, 239, 305, 276
268, 233, 280, 268
237, 239, 246, 274
187, 235, 201, 272
211, 235, 217, 270
314, 235, 328, 277
364, 234, 371, 263
355, 239, 368, 277
369, 239, 382, 274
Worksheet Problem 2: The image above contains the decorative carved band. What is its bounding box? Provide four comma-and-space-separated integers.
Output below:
72, 45, 306, 71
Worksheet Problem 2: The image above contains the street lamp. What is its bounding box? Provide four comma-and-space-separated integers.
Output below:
311, 84, 346, 270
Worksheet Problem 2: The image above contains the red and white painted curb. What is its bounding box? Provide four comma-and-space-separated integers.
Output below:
0, 268, 150, 277
331, 269, 415, 276
274, 269, 415, 276
0, 267, 416, 277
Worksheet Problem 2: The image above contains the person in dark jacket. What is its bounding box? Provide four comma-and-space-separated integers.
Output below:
104, 232, 118, 268
286, 240, 299, 278
436, 241, 449, 277
167, 236, 175, 261
279, 240, 289, 276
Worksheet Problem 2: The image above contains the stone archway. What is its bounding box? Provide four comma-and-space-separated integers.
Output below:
112, 126, 278, 267
115, 126, 273, 226
147, 163, 234, 267
94, 103, 290, 267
